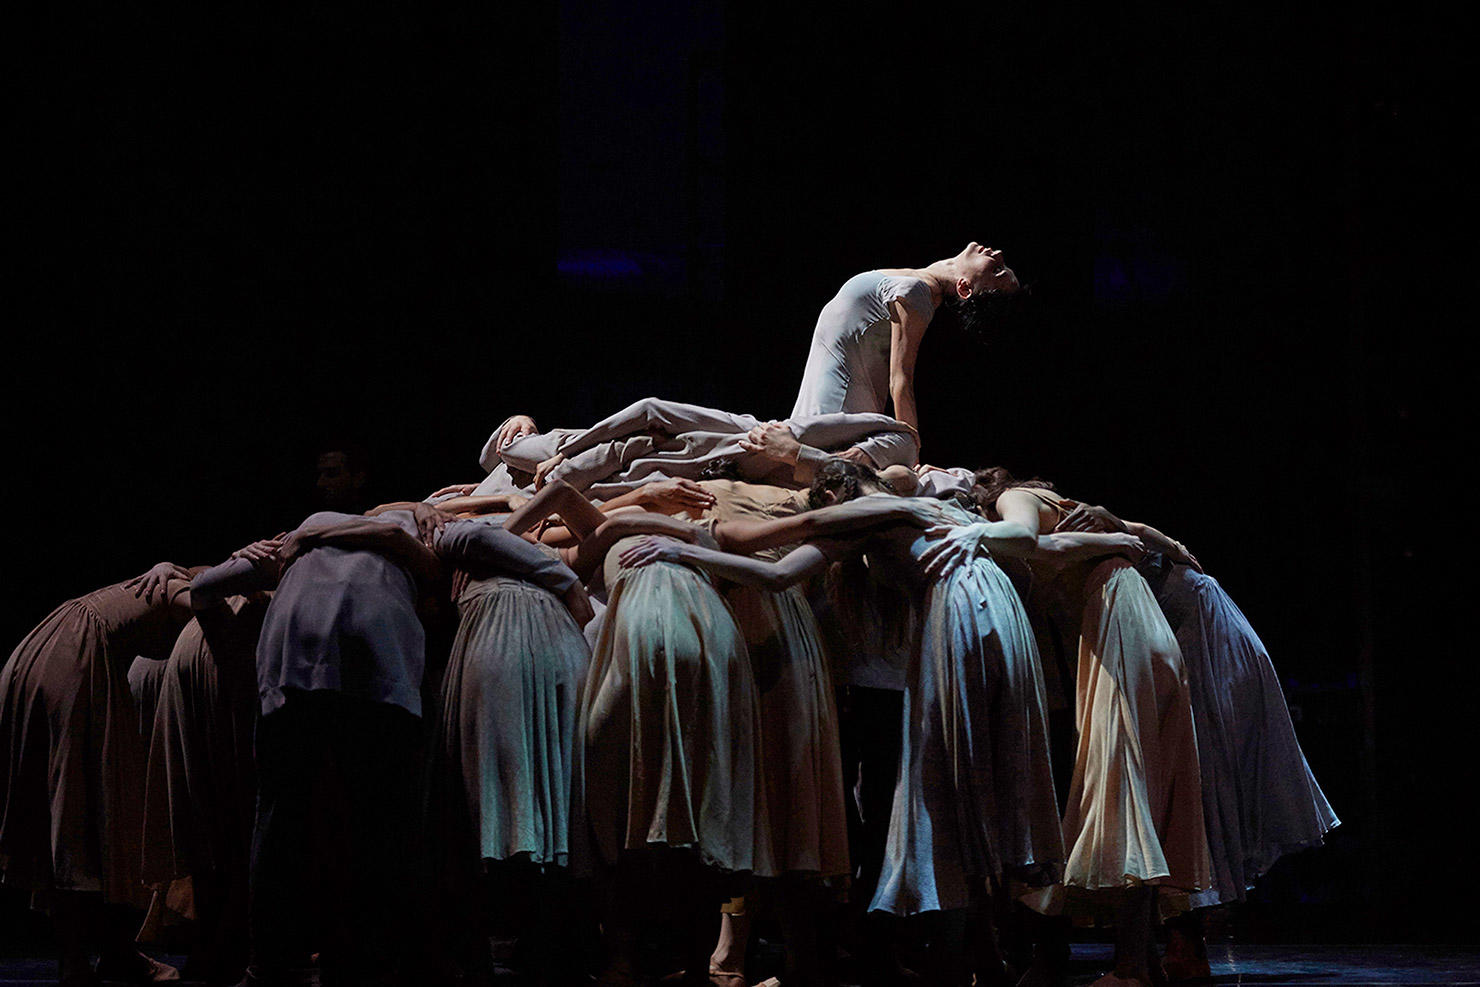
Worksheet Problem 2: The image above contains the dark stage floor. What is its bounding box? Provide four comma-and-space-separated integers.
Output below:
2, 945, 1478, 987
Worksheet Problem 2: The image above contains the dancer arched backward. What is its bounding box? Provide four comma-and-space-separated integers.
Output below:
944, 472, 1212, 987
791, 243, 1024, 445
620, 459, 1066, 987
1012, 488, 1338, 981
469, 397, 922, 501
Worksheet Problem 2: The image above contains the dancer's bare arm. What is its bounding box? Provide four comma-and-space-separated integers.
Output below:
887, 298, 928, 436
1054, 502, 1200, 571
618, 536, 856, 592
501, 478, 608, 539
566, 512, 702, 581
998, 489, 1144, 564
713, 495, 934, 555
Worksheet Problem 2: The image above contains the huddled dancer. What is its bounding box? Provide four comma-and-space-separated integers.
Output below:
0, 245, 1336, 987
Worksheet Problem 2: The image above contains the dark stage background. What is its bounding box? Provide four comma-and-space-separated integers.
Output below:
6, 3, 1468, 947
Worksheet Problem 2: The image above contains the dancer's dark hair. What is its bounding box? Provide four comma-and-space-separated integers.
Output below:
969, 466, 1055, 521
952, 283, 1032, 339
700, 457, 743, 480
807, 457, 893, 510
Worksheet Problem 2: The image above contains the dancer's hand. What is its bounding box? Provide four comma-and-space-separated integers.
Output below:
1108, 532, 1148, 564
635, 478, 717, 514
533, 453, 566, 490
1056, 504, 1126, 534
411, 503, 455, 548
561, 581, 595, 628
496, 415, 538, 451
427, 482, 478, 500
918, 524, 986, 579
233, 536, 287, 579
1169, 540, 1202, 573
739, 422, 801, 464
835, 446, 873, 466
617, 535, 687, 569
125, 562, 191, 603
233, 536, 286, 563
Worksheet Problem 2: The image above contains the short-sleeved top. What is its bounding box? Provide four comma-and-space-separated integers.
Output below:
255, 510, 426, 718
791, 271, 938, 419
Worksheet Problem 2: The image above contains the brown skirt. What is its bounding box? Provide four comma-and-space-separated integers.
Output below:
140, 611, 258, 896
724, 583, 849, 878
0, 599, 151, 906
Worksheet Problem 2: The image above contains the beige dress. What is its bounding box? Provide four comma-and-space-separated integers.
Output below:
1019, 490, 1211, 911
0, 583, 186, 906
579, 534, 773, 875
700, 481, 850, 878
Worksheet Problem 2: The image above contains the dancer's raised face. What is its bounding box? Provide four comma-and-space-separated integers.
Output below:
956, 242, 1020, 300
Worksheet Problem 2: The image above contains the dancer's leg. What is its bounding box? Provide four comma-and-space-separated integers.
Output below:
708, 906, 750, 984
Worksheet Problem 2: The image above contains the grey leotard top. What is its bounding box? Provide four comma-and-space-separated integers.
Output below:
791, 271, 938, 418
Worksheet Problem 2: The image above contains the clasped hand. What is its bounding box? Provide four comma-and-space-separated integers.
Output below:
124, 561, 193, 604
918, 523, 990, 579
617, 535, 687, 569
635, 478, 716, 514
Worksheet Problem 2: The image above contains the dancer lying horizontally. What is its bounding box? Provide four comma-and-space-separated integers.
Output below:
469, 396, 921, 500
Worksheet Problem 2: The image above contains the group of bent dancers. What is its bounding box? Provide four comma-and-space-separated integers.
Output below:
0, 244, 1338, 987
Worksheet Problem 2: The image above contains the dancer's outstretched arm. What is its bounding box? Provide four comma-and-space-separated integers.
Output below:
501, 478, 608, 538
1053, 501, 1201, 571
714, 494, 935, 555
567, 511, 702, 581
435, 521, 580, 593
1120, 522, 1200, 571
997, 489, 1145, 564
617, 536, 851, 592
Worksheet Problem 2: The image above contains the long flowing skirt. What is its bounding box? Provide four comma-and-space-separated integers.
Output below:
140, 612, 259, 906
0, 600, 149, 905
726, 583, 849, 877
1048, 560, 1210, 907
1149, 562, 1337, 906
579, 551, 771, 875
434, 576, 590, 867
871, 556, 1063, 916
